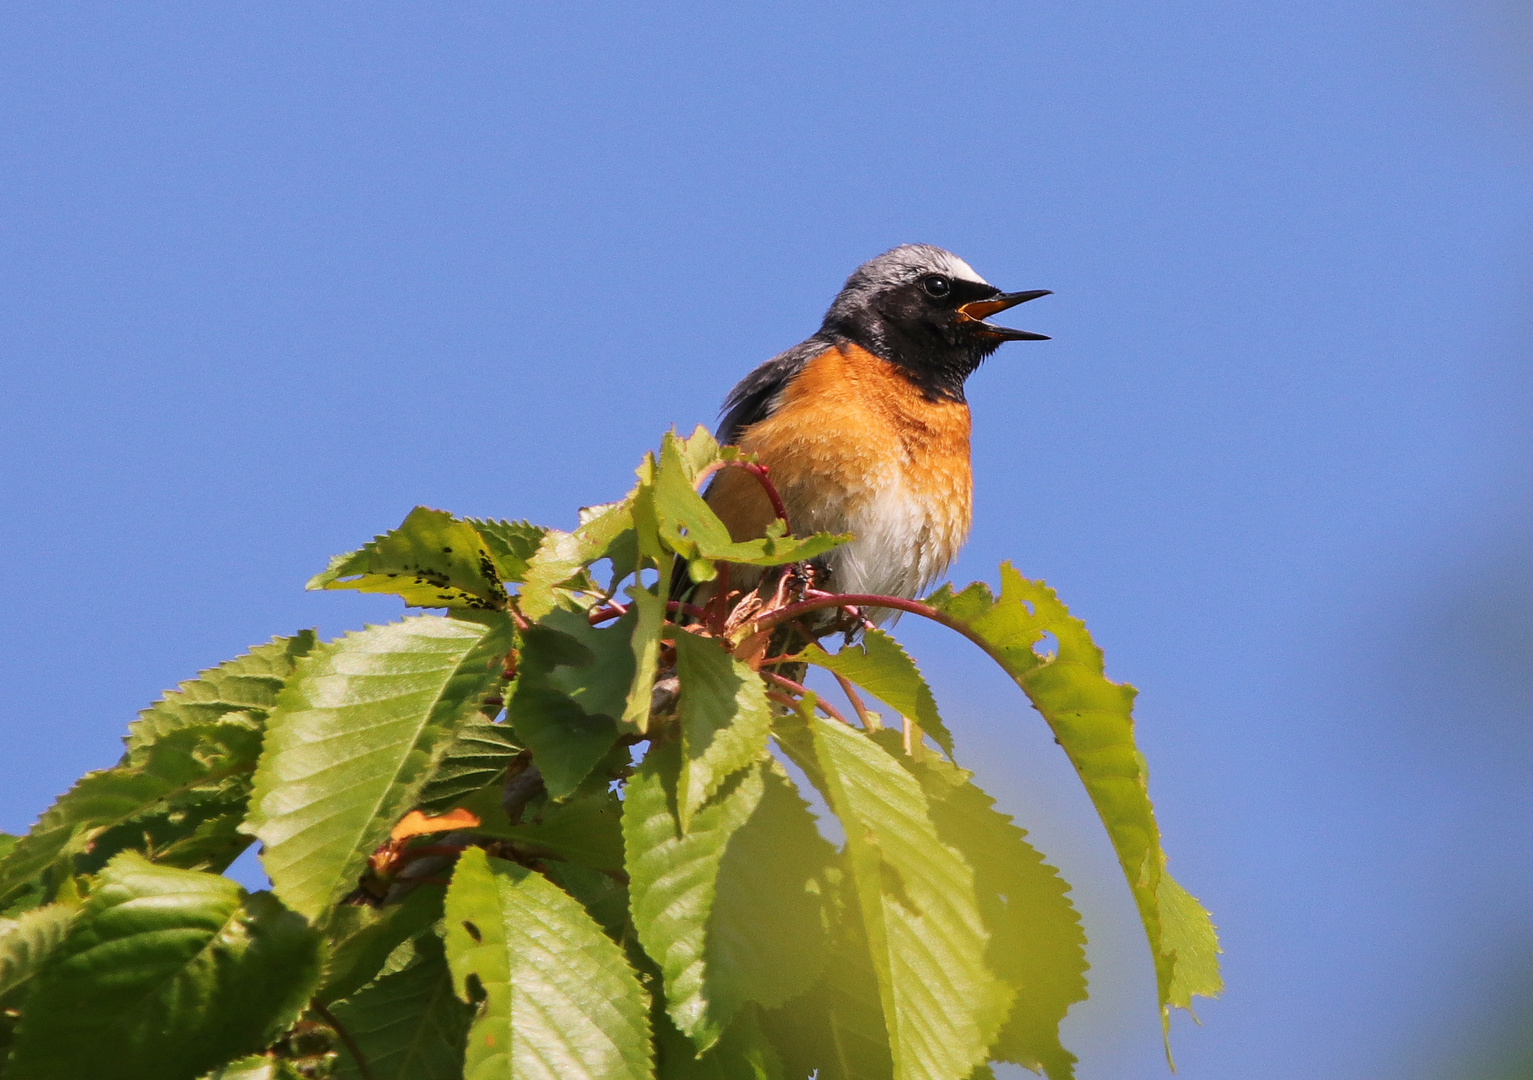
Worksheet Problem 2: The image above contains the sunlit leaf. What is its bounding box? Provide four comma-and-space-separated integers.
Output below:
7, 854, 320, 1080
246, 613, 512, 921
466, 518, 549, 585
797, 628, 953, 758
308, 506, 507, 610
0, 720, 263, 903
519, 499, 636, 621
892, 746, 1086, 1080
673, 631, 771, 833
925, 564, 1222, 1037
811, 715, 1011, 1080
443, 847, 652, 1080
0, 902, 76, 1003
124, 632, 316, 757
652, 433, 847, 576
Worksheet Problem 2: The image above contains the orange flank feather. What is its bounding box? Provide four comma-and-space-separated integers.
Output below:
707, 342, 973, 602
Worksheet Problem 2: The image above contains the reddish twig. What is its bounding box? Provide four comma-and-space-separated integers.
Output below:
589, 600, 709, 625
693, 459, 791, 531
762, 670, 853, 726
832, 672, 876, 729
316, 1003, 375, 1080
739, 591, 1013, 669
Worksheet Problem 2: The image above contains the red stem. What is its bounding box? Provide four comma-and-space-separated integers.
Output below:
832, 672, 875, 728
762, 671, 853, 726
589, 600, 709, 625
694, 460, 791, 531
737, 592, 1002, 666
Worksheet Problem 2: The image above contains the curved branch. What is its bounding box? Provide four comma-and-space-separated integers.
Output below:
762, 670, 853, 726
693, 459, 792, 531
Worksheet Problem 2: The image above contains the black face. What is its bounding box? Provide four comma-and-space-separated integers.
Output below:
823, 270, 1050, 401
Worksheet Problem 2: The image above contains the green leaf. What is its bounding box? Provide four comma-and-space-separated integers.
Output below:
655, 1005, 785, 1080
124, 632, 317, 757
0, 902, 77, 1003
757, 865, 892, 1080
623, 584, 667, 732
246, 613, 512, 921
896, 748, 1086, 1080
7, 854, 320, 1080
316, 885, 445, 1006
479, 790, 626, 874
0, 720, 264, 902
925, 565, 1222, 1036
626, 746, 830, 1053
505, 612, 631, 800
652, 433, 847, 576
416, 720, 522, 815
797, 628, 954, 758
672, 631, 771, 832
309, 506, 508, 610
811, 714, 1012, 1080
443, 847, 652, 1080
466, 518, 550, 585
201, 1056, 305, 1080
330, 933, 472, 1080
519, 499, 636, 621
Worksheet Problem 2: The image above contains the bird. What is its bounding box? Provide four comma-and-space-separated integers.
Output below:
699, 244, 1050, 614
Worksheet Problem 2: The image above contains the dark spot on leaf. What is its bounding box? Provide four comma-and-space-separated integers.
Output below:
463, 919, 482, 942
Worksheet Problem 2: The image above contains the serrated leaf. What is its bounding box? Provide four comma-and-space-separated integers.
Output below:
797, 628, 954, 758
895, 748, 1086, 1080
653, 433, 847, 576
317, 885, 445, 1006
7, 854, 320, 1080
925, 565, 1222, 1038
246, 613, 512, 921
623, 584, 667, 732
811, 715, 1011, 1080
673, 631, 771, 832
0, 902, 76, 1003
519, 499, 636, 621
201, 1057, 306, 1080
443, 847, 653, 1080
416, 720, 522, 814
0, 720, 264, 903
124, 633, 317, 757
626, 744, 829, 1053
624, 745, 762, 1050
467, 518, 550, 585
506, 611, 631, 800
655, 1005, 785, 1080
330, 932, 473, 1080
309, 507, 508, 610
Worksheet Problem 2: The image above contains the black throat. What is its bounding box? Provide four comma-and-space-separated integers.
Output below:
823, 314, 999, 403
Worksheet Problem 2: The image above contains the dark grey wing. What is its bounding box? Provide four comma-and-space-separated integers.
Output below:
715, 336, 830, 444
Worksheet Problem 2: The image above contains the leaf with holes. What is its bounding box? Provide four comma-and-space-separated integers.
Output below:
672, 631, 771, 832
123, 632, 316, 757
797, 628, 954, 758
810, 714, 1012, 1080
329, 933, 472, 1080
925, 564, 1221, 1038
443, 847, 652, 1080
246, 613, 512, 921
6, 854, 320, 1080
309, 506, 507, 610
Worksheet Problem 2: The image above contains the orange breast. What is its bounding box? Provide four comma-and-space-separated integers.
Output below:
707, 343, 973, 598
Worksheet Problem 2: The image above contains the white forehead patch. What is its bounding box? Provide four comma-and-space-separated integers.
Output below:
928, 250, 989, 286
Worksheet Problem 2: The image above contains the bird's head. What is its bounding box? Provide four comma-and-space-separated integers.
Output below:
820, 244, 1050, 398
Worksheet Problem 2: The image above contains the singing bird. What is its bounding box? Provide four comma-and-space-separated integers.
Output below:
702, 244, 1050, 608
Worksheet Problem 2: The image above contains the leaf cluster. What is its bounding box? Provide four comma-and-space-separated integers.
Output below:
0, 429, 1220, 1080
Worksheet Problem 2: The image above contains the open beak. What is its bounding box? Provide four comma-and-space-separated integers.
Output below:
957, 289, 1052, 341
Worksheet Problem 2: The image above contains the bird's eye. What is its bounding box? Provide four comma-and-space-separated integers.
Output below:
922, 274, 952, 298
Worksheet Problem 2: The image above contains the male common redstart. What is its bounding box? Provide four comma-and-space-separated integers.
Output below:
704, 244, 1049, 606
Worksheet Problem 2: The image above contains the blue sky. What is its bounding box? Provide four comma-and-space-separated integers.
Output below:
3, 3, 1531, 1077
